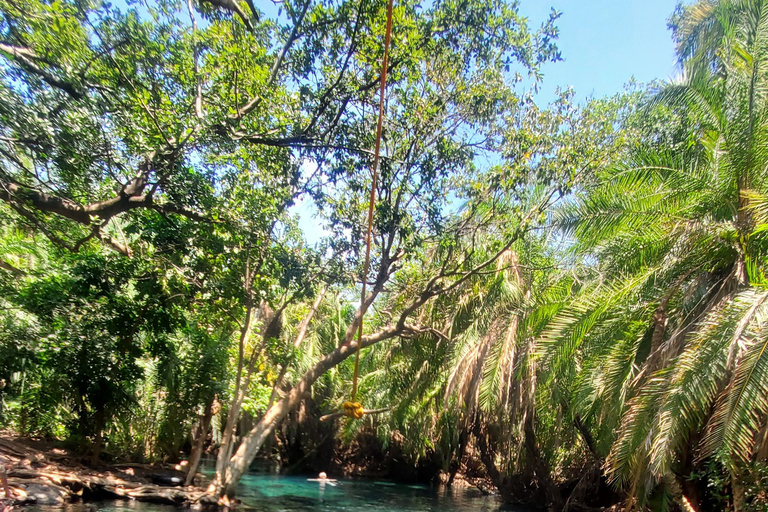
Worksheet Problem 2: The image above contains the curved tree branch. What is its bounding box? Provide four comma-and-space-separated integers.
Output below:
0, 42, 85, 99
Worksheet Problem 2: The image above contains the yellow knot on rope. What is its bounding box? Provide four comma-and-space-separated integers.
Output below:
342, 401, 365, 419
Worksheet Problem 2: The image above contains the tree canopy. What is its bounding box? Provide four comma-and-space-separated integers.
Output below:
4, 1, 768, 512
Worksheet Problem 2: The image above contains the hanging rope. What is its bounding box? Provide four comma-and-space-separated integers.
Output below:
341, 0, 395, 420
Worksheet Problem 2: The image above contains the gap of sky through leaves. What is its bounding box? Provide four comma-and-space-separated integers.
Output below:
296, 0, 680, 244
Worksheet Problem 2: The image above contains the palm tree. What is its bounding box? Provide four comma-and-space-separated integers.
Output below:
359, 203, 575, 507
544, 1, 768, 510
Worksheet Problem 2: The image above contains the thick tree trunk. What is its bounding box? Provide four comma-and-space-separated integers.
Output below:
216, 302, 284, 485
185, 399, 214, 486
91, 407, 106, 465
214, 304, 255, 481
210, 324, 399, 499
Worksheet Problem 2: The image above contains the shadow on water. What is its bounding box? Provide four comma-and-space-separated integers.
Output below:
23, 474, 536, 512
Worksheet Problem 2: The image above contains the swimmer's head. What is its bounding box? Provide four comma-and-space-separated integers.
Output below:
318, 472, 328, 480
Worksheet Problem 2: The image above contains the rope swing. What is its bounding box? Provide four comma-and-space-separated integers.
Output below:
320, 0, 394, 423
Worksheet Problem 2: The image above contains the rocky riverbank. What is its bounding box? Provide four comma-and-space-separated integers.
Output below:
0, 436, 210, 509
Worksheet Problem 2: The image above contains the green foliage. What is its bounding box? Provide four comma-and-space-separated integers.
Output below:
0, 0, 567, 470
536, 1, 768, 509
8, 0, 768, 509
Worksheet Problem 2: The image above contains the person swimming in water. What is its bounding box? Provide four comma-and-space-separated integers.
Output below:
308, 472, 338, 486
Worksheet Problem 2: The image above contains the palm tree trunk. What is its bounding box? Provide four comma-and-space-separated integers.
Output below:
522, 411, 561, 511
447, 426, 469, 486
665, 474, 700, 512
573, 414, 599, 459
732, 470, 746, 512
471, 420, 506, 493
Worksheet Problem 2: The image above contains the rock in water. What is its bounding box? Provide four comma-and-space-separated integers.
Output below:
24, 483, 66, 504
151, 473, 184, 486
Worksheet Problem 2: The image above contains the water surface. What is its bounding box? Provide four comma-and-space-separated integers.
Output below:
26, 474, 515, 512
237, 474, 504, 512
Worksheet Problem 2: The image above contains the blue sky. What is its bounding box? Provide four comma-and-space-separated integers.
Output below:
519, 0, 680, 103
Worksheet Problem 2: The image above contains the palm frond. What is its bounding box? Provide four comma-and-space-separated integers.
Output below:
703, 289, 768, 465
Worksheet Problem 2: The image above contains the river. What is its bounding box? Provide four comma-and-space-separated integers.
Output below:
25, 473, 524, 512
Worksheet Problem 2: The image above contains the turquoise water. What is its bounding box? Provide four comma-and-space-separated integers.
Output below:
236, 474, 505, 512
26, 474, 514, 512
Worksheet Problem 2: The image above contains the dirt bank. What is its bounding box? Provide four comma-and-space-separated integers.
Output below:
0, 436, 210, 509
